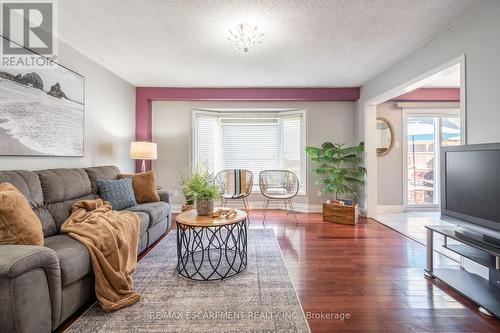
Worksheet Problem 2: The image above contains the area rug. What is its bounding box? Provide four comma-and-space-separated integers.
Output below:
65, 229, 311, 333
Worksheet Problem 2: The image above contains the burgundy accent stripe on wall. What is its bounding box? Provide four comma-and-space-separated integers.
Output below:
135, 87, 360, 172
392, 88, 460, 101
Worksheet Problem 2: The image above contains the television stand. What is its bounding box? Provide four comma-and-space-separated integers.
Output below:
425, 225, 500, 318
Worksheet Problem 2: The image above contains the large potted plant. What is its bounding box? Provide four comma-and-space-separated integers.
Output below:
181, 167, 219, 215
305, 142, 366, 224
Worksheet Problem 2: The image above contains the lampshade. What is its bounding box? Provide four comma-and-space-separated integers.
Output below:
129, 141, 157, 160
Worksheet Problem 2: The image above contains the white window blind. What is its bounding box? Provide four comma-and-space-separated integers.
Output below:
221, 114, 279, 181
193, 110, 306, 194
281, 114, 305, 191
193, 112, 220, 172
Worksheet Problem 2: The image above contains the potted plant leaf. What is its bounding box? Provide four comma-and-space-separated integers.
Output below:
178, 169, 195, 212
305, 142, 366, 224
180, 167, 219, 215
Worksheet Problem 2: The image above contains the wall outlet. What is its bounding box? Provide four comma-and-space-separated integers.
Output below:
174, 191, 179, 197
317, 191, 322, 197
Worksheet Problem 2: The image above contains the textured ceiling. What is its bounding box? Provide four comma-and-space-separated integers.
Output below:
59, 0, 489, 87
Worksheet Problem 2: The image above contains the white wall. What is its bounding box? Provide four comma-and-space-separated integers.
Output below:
357, 1, 500, 213
152, 101, 356, 210
376, 102, 403, 206
0, 41, 136, 172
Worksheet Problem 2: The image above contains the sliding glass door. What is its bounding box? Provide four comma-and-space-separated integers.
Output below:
405, 112, 461, 207
407, 116, 438, 205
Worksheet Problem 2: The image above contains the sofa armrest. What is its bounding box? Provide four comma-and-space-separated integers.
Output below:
157, 189, 173, 206
158, 189, 173, 229
0, 245, 62, 332
0, 245, 58, 278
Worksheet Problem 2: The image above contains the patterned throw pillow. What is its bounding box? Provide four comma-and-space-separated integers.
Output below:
96, 178, 137, 210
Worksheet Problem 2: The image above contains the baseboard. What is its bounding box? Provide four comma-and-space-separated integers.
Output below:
305, 204, 323, 213
405, 206, 440, 212
377, 205, 405, 213
172, 201, 324, 213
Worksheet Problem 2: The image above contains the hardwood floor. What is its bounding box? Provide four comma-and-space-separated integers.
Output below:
247, 210, 500, 332
59, 210, 500, 332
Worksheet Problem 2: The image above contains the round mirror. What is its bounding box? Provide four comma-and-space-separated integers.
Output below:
377, 117, 394, 156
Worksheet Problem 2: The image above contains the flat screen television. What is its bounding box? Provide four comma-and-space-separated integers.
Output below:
441, 143, 500, 233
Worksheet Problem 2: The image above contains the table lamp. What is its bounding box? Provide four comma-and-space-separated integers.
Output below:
129, 141, 157, 173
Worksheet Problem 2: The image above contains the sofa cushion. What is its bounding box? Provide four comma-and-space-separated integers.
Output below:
60, 274, 94, 325
85, 166, 120, 194
96, 178, 137, 210
0, 171, 43, 207
147, 218, 169, 248
135, 211, 150, 234
33, 207, 58, 237
37, 169, 92, 203
125, 201, 169, 227
0, 170, 57, 237
47, 194, 98, 230
138, 232, 148, 254
44, 235, 92, 287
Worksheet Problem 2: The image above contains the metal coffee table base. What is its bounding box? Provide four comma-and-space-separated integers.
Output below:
176, 219, 247, 281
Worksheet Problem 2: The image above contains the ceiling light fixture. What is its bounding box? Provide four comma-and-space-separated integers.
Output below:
227, 23, 264, 52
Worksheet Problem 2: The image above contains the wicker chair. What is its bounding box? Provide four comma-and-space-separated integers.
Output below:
259, 170, 299, 224
214, 169, 254, 219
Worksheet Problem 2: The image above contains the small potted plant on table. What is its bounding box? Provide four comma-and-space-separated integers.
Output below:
306, 142, 366, 225
181, 168, 219, 215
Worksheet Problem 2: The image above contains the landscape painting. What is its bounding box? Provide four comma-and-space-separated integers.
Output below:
0, 37, 84, 156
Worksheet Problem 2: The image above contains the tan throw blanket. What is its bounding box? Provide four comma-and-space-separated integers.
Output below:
60, 199, 140, 312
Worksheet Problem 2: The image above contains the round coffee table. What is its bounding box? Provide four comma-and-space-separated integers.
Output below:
175, 208, 248, 281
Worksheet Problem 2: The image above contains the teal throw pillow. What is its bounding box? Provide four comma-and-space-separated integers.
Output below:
96, 178, 137, 210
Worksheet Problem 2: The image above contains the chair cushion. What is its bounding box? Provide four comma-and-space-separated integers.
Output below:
220, 169, 251, 198
96, 178, 137, 210
262, 187, 294, 199
44, 235, 91, 286
118, 171, 160, 204
222, 193, 246, 199
263, 192, 294, 199
125, 202, 169, 227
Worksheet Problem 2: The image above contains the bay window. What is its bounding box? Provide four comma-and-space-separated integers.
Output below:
192, 109, 306, 194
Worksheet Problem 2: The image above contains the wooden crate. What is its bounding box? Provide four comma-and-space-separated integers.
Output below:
323, 202, 359, 225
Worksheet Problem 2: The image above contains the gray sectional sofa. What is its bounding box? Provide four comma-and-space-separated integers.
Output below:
0, 166, 172, 333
